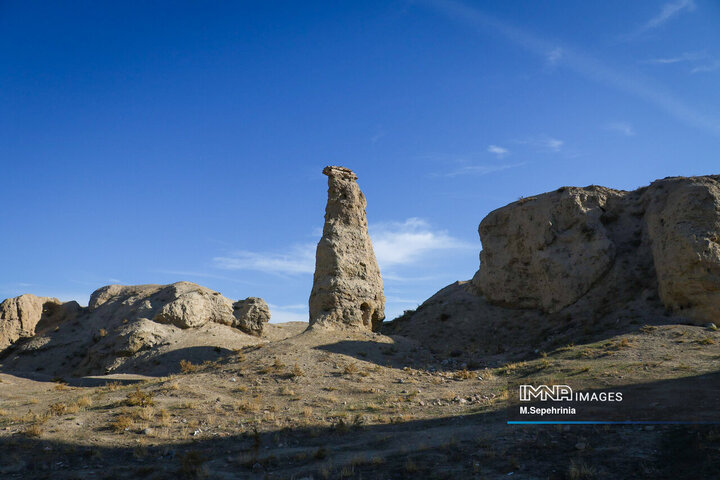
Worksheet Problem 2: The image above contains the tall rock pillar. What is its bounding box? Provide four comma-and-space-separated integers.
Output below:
309, 166, 385, 331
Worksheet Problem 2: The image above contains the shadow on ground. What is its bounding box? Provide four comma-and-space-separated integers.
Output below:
2, 372, 720, 479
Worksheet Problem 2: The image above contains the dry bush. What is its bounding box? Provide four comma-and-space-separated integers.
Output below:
126, 387, 154, 407
236, 399, 261, 413
76, 396, 93, 409
179, 359, 199, 373
291, 363, 305, 377
158, 408, 171, 426
454, 369, 472, 380
260, 357, 286, 374
343, 363, 360, 375
110, 415, 133, 433
49, 402, 68, 416
22, 423, 43, 437
135, 406, 155, 421
106, 381, 122, 391
568, 459, 596, 479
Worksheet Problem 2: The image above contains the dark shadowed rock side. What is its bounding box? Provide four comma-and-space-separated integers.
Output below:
309, 166, 385, 331
386, 175, 720, 352
0, 282, 272, 376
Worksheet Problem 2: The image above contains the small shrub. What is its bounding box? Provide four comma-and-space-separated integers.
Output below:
179, 359, 199, 374
49, 402, 68, 416
454, 369, 472, 380
76, 396, 93, 408
110, 415, 133, 433
158, 408, 171, 426
568, 459, 596, 479
22, 423, 43, 437
126, 387, 154, 407
343, 363, 359, 375
291, 363, 305, 377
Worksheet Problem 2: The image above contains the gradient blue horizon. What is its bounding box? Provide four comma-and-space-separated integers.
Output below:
2, 1, 719, 322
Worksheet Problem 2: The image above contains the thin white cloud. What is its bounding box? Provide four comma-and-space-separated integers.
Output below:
213, 244, 316, 276
546, 47, 563, 66
516, 135, 564, 152
444, 162, 526, 177
606, 122, 636, 136
487, 145, 509, 158
645, 51, 706, 65
636, 0, 696, 35
267, 303, 308, 324
371, 218, 473, 268
644, 51, 720, 74
213, 219, 471, 276
691, 60, 720, 74
542, 137, 563, 151
421, 0, 720, 137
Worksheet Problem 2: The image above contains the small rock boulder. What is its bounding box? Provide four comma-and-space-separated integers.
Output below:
231, 297, 270, 336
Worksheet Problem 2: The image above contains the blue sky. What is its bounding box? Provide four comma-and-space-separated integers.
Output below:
2, 0, 719, 322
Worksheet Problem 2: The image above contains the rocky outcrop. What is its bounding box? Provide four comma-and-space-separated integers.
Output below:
88, 282, 269, 335
391, 175, 720, 344
1, 281, 273, 376
473, 186, 622, 313
0, 294, 81, 350
309, 166, 385, 331
232, 297, 271, 336
644, 176, 720, 324
89, 282, 235, 329
473, 175, 720, 324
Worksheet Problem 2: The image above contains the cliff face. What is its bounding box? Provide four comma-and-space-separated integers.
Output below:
387, 175, 720, 354
309, 166, 385, 331
0, 294, 81, 350
473, 175, 720, 325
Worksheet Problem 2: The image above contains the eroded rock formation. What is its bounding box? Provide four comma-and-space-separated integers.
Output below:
232, 297, 271, 336
0, 294, 81, 350
389, 175, 720, 354
1, 282, 272, 376
472, 175, 720, 324
309, 166, 385, 330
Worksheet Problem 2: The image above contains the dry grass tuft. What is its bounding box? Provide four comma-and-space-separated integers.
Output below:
126, 387, 154, 407
179, 359, 199, 373
76, 396, 93, 409
110, 415, 133, 433
22, 423, 44, 437
568, 459, 596, 479
291, 363, 305, 377
343, 363, 360, 375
